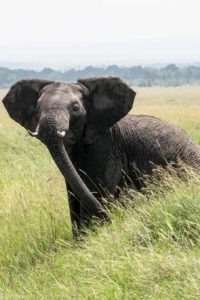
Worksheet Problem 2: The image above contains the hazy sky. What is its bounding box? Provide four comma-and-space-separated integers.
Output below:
1, 0, 200, 68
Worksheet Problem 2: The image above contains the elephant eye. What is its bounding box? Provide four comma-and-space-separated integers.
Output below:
72, 103, 80, 112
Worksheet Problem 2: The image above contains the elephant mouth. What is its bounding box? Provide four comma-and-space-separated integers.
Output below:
65, 131, 77, 145
28, 127, 77, 146
56, 130, 76, 143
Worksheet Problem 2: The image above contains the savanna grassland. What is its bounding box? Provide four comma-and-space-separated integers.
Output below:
1, 87, 200, 299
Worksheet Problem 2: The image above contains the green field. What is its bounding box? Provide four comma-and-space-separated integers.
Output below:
1, 87, 200, 299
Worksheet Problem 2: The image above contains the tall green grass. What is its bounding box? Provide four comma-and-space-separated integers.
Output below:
0, 87, 200, 299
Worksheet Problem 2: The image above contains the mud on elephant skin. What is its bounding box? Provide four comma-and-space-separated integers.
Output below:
3, 77, 200, 234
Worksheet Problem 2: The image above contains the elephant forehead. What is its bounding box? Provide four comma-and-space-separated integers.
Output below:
43, 83, 81, 95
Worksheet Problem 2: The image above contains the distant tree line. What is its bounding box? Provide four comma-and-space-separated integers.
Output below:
0, 64, 200, 88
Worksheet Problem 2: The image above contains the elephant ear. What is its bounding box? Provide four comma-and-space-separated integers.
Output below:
2, 79, 53, 131
78, 77, 136, 144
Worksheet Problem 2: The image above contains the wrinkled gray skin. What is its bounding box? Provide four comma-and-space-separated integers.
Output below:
3, 77, 200, 235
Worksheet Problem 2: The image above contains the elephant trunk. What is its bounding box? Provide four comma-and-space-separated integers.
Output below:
39, 117, 110, 220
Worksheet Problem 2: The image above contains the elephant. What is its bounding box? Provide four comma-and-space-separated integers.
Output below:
3, 77, 200, 234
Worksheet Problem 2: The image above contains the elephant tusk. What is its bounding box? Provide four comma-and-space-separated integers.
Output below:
28, 130, 39, 137
57, 130, 66, 138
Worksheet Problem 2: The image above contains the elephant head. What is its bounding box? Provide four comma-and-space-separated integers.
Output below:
2, 77, 136, 219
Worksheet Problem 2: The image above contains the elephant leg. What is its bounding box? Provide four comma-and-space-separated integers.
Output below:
68, 187, 100, 237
